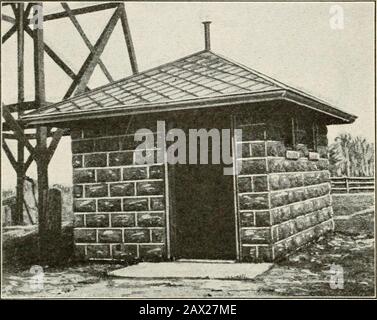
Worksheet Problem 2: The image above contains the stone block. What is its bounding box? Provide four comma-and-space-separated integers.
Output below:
111, 213, 135, 227
123, 167, 148, 180
109, 151, 133, 166
73, 199, 96, 212
110, 182, 134, 196
137, 212, 164, 227
151, 229, 165, 243
112, 244, 137, 260
123, 198, 148, 211
73, 169, 95, 183
97, 168, 121, 182
255, 211, 271, 227
84, 153, 107, 168
241, 143, 251, 158
74, 229, 96, 243
238, 177, 252, 193
266, 141, 286, 157
239, 193, 269, 210
136, 181, 164, 196
250, 142, 265, 157
150, 197, 165, 210
149, 165, 164, 179
241, 245, 258, 262
98, 229, 122, 243
94, 137, 120, 152
241, 228, 271, 244
98, 199, 122, 212
72, 140, 94, 153
258, 246, 273, 261
73, 185, 83, 198
239, 159, 267, 175
240, 211, 255, 227
86, 244, 110, 259
139, 244, 164, 259
270, 191, 288, 208
72, 155, 83, 168
86, 214, 109, 227
74, 214, 85, 227
253, 176, 268, 192
124, 229, 150, 243
85, 184, 108, 198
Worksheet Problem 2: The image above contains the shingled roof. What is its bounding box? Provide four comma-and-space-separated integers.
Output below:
22, 50, 356, 125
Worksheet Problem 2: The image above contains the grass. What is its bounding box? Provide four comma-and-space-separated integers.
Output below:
332, 193, 374, 216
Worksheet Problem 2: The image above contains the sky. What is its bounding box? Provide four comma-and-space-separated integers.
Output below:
1, 1, 375, 188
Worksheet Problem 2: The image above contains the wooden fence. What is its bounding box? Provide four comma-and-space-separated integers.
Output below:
330, 177, 375, 194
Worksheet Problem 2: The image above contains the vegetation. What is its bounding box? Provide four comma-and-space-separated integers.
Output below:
328, 134, 374, 177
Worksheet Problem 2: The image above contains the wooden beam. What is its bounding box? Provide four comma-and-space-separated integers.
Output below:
2, 138, 18, 170
2, 24, 16, 43
47, 128, 65, 163
3, 129, 70, 140
64, 7, 121, 98
3, 100, 51, 113
119, 3, 138, 74
2, 107, 36, 158
2, 3, 32, 44
61, 3, 113, 82
33, 2, 49, 264
16, 2, 25, 225
2, 14, 15, 23
41, 3, 119, 22
24, 25, 91, 91
24, 153, 34, 172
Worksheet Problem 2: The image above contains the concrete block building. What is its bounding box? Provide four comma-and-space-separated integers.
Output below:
23, 24, 356, 262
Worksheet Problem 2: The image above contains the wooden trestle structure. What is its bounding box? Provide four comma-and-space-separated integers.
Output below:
2, 2, 138, 261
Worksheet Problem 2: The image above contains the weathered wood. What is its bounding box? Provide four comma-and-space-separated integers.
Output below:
2, 138, 18, 170
41, 3, 119, 22
32, 2, 49, 264
47, 128, 65, 163
3, 129, 70, 140
119, 3, 138, 74
2, 107, 36, 158
64, 7, 121, 98
2, 14, 15, 23
24, 154, 34, 172
61, 3, 114, 82
2, 24, 16, 43
2, 100, 53, 113
45, 188, 62, 264
16, 2, 25, 225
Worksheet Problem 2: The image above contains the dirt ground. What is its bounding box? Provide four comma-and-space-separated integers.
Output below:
2, 232, 374, 298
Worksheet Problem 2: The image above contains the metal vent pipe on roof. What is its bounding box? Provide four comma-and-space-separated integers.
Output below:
202, 21, 211, 51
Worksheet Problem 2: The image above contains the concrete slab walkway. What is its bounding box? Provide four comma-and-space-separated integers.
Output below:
109, 262, 273, 280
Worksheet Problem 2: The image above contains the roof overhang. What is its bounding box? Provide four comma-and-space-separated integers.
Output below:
21, 89, 356, 127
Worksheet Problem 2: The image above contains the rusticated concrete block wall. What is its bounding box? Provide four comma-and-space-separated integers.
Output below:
71, 121, 167, 261
235, 115, 333, 262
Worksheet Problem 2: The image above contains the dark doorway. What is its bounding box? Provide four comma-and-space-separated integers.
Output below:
169, 111, 236, 260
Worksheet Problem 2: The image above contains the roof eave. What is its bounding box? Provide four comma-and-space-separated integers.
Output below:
22, 90, 286, 127
22, 89, 356, 127
283, 90, 357, 124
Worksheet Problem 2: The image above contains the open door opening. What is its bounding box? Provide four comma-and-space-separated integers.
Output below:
169, 111, 237, 260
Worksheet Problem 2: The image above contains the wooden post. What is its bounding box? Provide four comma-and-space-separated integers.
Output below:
119, 3, 138, 74
32, 2, 50, 263
345, 177, 349, 193
46, 188, 62, 264
16, 3, 25, 225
